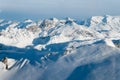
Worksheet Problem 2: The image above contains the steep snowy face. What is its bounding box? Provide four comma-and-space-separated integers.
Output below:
39, 18, 59, 31
0, 20, 41, 48
87, 15, 120, 27
87, 15, 120, 38
85, 16, 104, 26
47, 23, 103, 44
38, 18, 104, 44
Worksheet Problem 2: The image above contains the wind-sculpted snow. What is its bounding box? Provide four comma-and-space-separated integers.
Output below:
0, 16, 120, 80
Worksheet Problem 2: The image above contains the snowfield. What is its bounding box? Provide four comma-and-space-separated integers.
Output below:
0, 15, 120, 80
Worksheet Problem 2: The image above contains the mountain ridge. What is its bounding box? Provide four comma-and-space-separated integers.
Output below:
0, 15, 120, 80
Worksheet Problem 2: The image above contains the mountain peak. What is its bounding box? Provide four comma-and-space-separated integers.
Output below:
24, 19, 33, 23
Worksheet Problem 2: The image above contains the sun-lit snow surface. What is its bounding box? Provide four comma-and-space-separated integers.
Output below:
0, 15, 120, 80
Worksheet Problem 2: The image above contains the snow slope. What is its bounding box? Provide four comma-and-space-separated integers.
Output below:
0, 16, 120, 80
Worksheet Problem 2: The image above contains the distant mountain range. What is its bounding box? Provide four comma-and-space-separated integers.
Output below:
0, 15, 120, 80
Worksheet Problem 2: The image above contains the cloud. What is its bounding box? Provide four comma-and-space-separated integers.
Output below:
0, 0, 120, 20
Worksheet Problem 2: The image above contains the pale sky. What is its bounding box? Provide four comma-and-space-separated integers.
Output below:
0, 0, 120, 21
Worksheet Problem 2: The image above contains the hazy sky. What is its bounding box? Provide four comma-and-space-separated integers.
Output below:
0, 0, 120, 20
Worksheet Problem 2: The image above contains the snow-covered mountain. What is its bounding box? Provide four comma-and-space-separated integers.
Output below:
86, 15, 120, 38
0, 15, 120, 80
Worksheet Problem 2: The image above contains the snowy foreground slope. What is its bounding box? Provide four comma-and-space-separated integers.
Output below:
0, 15, 120, 80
